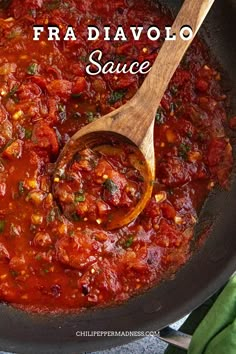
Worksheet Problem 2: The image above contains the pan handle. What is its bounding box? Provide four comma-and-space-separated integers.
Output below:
158, 326, 192, 351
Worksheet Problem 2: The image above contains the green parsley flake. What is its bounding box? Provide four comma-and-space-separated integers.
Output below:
103, 179, 118, 195
108, 90, 126, 104
27, 63, 38, 75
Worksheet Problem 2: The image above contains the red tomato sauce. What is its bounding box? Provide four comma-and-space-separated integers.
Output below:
54, 144, 146, 227
0, 0, 233, 312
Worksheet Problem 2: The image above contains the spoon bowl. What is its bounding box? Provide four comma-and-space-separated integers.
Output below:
54, 130, 154, 229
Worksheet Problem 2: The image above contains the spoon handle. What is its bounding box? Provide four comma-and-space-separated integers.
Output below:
122, 0, 215, 147
137, 0, 215, 106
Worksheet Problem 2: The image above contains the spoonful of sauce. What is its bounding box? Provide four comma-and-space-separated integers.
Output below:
53, 0, 215, 230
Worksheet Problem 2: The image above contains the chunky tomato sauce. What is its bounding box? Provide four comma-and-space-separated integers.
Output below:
0, 0, 233, 312
54, 143, 146, 227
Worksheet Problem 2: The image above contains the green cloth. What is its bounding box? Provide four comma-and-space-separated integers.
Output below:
188, 275, 236, 354
164, 275, 236, 354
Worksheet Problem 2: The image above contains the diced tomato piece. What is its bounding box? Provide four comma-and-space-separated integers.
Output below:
72, 159, 93, 172
55, 234, 99, 270
158, 157, 191, 187
207, 138, 227, 167
32, 122, 59, 155
46, 80, 72, 100
30, 76, 47, 90
93, 259, 122, 294
72, 77, 87, 94
198, 65, 215, 80
144, 199, 161, 218
92, 78, 107, 93
9, 256, 26, 272
18, 83, 41, 100
92, 231, 108, 242
71, 63, 85, 77
199, 97, 217, 113
96, 200, 111, 216
33, 232, 52, 248
177, 119, 196, 137
119, 192, 133, 207
172, 69, 191, 87
3, 139, 23, 159
54, 183, 74, 203
157, 219, 182, 247
76, 194, 98, 220
161, 202, 176, 219
195, 78, 209, 92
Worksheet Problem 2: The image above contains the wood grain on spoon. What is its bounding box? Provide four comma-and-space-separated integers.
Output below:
55, 0, 215, 229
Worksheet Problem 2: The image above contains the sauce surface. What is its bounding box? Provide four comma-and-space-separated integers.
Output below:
0, 0, 233, 312
54, 143, 146, 227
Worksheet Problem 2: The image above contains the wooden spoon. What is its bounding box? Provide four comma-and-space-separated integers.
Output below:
54, 0, 215, 229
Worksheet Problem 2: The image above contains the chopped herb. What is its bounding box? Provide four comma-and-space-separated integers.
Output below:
47, 209, 55, 223
170, 85, 178, 96
28, 9, 36, 17
198, 132, 205, 142
108, 90, 126, 105
24, 128, 32, 139
68, 230, 75, 237
170, 102, 175, 115
7, 30, 20, 39
3, 139, 14, 151
18, 181, 25, 195
123, 235, 134, 248
115, 54, 126, 62
71, 93, 82, 99
181, 55, 190, 69
174, 100, 182, 110
186, 131, 193, 138
71, 213, 81, 221
0, 220, 5, 233
10, 270, 19, 277
74, 192, 85, 203
150, 179, 157, 186
86, 111, 95, 122
6, 85, 19, 103
167, 188, 174, 196
72, 111, 81, 120
103, 178, 118, 195
46, 207, 62, 223
27, 63, 38, 75
45, 0, 61, 10
155, 107, 165, 125
35, 254, 42, 261
179, 143, 190, 160
78, 55, 89, 63
58, 103, 65, 113
58, 103, 66, 122
44, 268, 49, 273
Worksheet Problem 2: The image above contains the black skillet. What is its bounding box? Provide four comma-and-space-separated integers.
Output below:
0, 0, 235, 353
